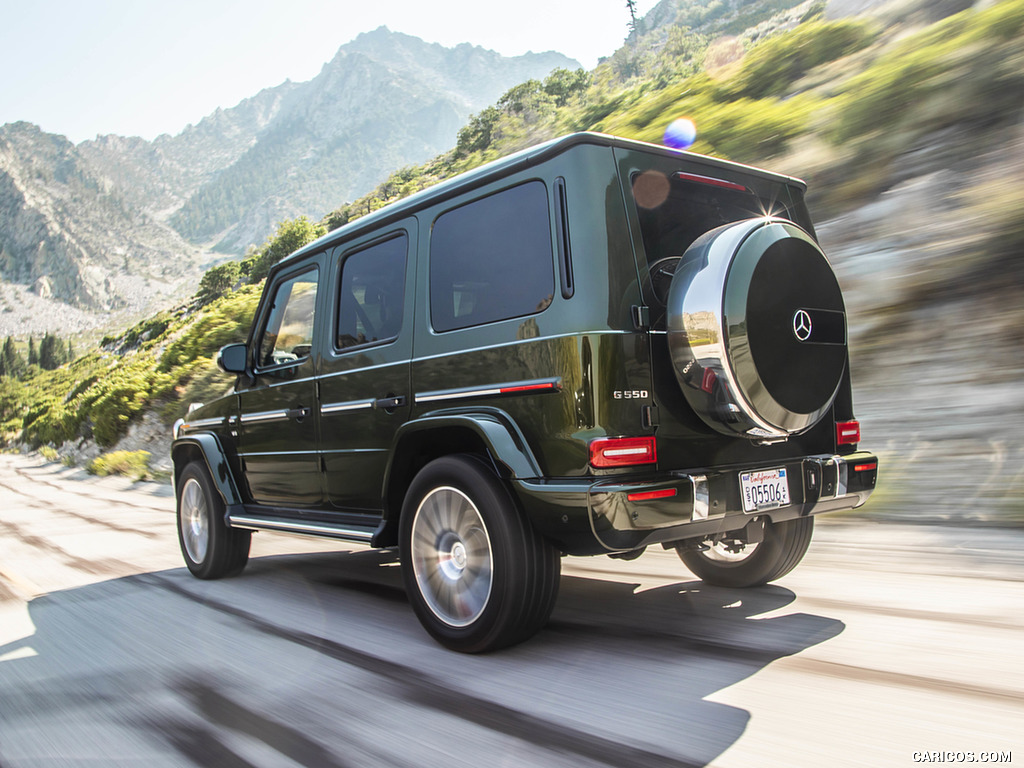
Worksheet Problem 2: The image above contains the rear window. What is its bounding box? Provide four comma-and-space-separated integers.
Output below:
632, 169, 813, 267
430, 181, 554, 332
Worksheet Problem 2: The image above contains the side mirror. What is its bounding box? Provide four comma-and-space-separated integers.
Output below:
216, 343, 249, 374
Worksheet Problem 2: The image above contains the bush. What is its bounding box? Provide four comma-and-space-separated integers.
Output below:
242, 216, 326, 284
830, 0, 1024, 144
158, 286, 261, 373
734, 20, 877, 99
195, 261, 241, 306
88, 450, 151, 481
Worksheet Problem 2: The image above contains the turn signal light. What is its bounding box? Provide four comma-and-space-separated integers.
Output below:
836, 420, 861, 445
590, 436, 657, 468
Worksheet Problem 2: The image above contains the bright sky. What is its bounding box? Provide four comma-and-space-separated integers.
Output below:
0, 0, 659, 144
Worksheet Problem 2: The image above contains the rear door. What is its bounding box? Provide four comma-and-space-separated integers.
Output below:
318, 224, 415, 512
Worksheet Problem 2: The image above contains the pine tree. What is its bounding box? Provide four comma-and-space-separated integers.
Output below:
27, 337, 37, 367
1, 337, 26, 379
40, 333, 62, 370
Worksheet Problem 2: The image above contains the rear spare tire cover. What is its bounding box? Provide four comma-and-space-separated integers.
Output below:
666, 218, 847, 440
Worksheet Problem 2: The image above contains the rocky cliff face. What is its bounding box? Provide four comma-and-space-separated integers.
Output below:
170, 29, 579, 251
0, 30, 579, 335
0, 124, 205, 333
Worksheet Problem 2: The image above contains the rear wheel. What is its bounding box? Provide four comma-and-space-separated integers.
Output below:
177, 460, 251, 579
677, 516, 813, 587
400, 455, 560, 653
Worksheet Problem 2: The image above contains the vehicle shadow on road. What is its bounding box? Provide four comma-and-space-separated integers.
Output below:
0, 548, 843, 768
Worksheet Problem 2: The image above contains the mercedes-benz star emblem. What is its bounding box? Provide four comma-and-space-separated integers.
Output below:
793, 309, 813, 342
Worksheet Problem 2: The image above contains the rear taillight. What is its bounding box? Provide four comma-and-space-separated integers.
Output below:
589, 436, 657, 468
836, 420, 861, 446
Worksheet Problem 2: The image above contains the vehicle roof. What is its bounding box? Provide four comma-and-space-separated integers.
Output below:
282, 131, 808, 266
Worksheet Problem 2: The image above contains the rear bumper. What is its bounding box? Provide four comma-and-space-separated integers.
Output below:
514, 451, 878, 555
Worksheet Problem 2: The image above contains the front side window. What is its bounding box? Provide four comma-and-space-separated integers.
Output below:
430, 181, 554, 332
257, 268, 319, 368
337, 234, 408, 350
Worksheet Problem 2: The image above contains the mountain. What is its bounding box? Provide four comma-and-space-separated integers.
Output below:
0, 123, 207, 326
167, 28, 578, 252
0, 29, 579, 336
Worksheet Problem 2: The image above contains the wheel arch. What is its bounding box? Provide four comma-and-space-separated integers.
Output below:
172, 433, 244, 512
374, 411, 542, 548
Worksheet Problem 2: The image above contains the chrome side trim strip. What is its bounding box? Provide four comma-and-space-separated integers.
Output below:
228, 516, 374, 541
321, 399, 375, 415
416, 377, 561, 404
181, 416, 225, 429
240, 410, 289, 424
417, 387, 503, 403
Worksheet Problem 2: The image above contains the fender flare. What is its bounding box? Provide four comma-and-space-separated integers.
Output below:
374, 409, 542, 547
389, 408, 542, 479
172, 433, 245, 514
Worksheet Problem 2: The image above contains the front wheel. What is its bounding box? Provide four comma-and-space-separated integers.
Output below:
677, 516, 813, 588
177, 460, 251, 579
400, 455, 560, 653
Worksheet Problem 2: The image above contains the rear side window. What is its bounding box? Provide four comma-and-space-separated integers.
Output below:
430, 181, 554, 332
337, 234, 407, 350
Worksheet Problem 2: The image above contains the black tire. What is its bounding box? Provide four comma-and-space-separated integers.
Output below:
677, 516, 813, 588
176, 460, 251, 580
399, 455, 560, 653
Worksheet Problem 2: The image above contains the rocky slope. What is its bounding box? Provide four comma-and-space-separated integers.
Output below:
0, 124, 206, 334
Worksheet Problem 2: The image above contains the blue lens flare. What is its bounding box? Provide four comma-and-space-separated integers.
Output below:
663, 118, 697, 150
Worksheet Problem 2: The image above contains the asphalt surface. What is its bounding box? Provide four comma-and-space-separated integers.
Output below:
0, 454, 1020, 767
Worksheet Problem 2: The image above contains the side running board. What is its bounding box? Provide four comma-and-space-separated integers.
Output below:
227, 515, 375, 543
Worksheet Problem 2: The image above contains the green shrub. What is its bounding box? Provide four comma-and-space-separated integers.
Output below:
734, 20, 877, 99
88, 450, 151, 481
831, 0, 1024, 144
38, 445, 58, 461
158, 287, 261, 373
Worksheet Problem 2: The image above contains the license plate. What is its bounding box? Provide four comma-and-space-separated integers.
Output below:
740, 468, 791, 512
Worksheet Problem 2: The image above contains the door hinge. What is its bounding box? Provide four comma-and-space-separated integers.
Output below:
642, 404, 659, 428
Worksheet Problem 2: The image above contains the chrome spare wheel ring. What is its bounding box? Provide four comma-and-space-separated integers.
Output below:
180, 477, 210, 564
410, 486, 493, 628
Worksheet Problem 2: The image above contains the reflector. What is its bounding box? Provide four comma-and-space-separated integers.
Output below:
627, 488, 677, 502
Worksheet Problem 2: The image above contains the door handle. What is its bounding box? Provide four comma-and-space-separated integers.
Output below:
374, 395, 406, 410
287, 406, 311, 421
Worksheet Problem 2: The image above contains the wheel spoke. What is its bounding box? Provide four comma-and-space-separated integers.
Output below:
410, 485, 493, 628
179, 477, 210, 563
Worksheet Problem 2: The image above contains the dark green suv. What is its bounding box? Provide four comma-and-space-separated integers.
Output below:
172, 133, 877, 652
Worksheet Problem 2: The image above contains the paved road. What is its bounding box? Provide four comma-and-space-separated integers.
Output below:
0, 454, 1020, 767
